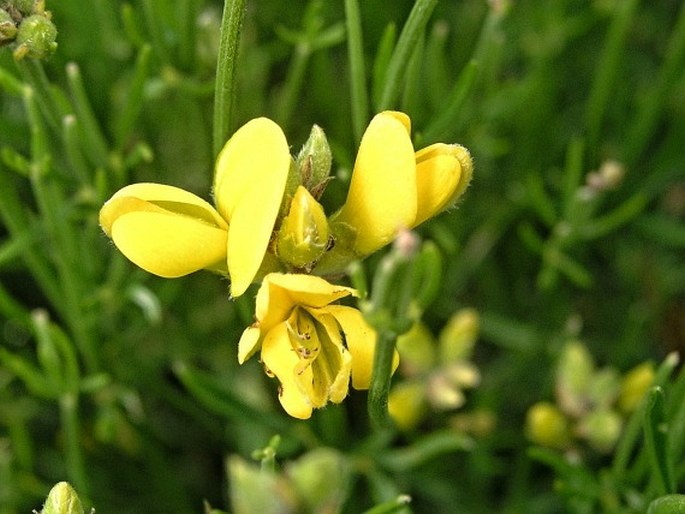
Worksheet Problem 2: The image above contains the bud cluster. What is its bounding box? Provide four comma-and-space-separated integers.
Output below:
273, 125, 333, 272
0, 0, 57, 60
525, 340, 655, 454
388, 308, 491, 434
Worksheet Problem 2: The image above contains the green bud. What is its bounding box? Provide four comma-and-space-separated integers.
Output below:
41, 482, 84, 514
395, 321, 436, 376
295, 124, 332, 197
577, 409, 622, 453
13, 13, 57, 60
277, 185, 329, 269
525, 402, 570, 449
587, 366, 621, 409
286, 448, 350, 513
0, 9, 17, 43
438, 308, 479, 362
647, 495, 685, 514
228, 456, 296, 514
556, 340, 594, 417
9, 0, 37, 17
618, 361, 654, 413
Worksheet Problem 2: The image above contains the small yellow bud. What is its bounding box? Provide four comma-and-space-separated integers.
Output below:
41, 482, 84, 514
388, 380, 427, 431
618, 361, 655, 413
277, 186, 329, 269
577, 409, 622, 453
438, 308, 479, 362
525, 402, 570, 449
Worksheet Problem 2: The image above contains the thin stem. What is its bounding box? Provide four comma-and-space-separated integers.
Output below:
344, 0, 369, 144
60, 393, 89, 499
367, 331, 398, 431
377, 0, 438, 110
274, 43, 310, 130
213, 0, 247, 157
66, 62, 110, 168
585, 0, 640, 152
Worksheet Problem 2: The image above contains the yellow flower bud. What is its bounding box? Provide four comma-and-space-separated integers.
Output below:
618, 361, 655, 413
525, 402, 570, 449
438, 308, 479, 362
388, 380, 427, 431
41, 482, 84, 514
277, 186, 329, 269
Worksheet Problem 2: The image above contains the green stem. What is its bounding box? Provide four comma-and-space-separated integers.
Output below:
274, 43, 310, 130
17, 59, 63, 133
213, 0, 247, 157
585, 0, 641, 152
377, 0, 438, 110
344, 0, 369, 144
114, 44, 153, 150
65, 62, 110, 168
60, 393, 89, 499
624, 2, 685, 164
30, 166, 99, 371
612, 352, 679, 479
367, 331, 397, 431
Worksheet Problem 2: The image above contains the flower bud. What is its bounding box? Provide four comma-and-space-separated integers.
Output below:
388, 380, 427, 431
618, 361, 654, 413
296, 124, 332, 197
228, 456, 296, 514
13, 13, 57, 60
40, 482, 84, 514
286, 448, 350, 513
0, 9, 17, 43
525, 402, 570, 449
9, 0, 37, 17
577, 409, 622, 453
395, 321, 436, 376
555, 340, 594, 417
438, 308, 479, 362
277, 186, 329, 269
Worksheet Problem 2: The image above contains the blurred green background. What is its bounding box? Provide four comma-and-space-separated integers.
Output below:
1, 0, 684, 512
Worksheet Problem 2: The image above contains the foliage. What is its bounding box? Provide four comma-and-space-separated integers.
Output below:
1, 0, 684, 512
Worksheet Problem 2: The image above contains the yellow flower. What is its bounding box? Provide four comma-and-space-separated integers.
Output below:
238, 273, 397, 419
99, 117, 291, 297
334, 111, 473, 256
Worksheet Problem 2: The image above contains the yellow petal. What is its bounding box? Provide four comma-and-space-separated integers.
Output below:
100, 182, 227, 236
299, 309, 350, 407
109, 206, 228, 277
414, 143, 473, 226
326, 305, 399, 390
255, 273, 357, 333
237, 325, 261, 364
214, 118, 290, 297
336, 111, 417, 255
261, 323, 313, 419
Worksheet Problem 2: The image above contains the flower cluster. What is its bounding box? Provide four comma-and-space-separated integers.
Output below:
100, 111, 473, 418
525, 340, 655, 454
388, 308, 486, 432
